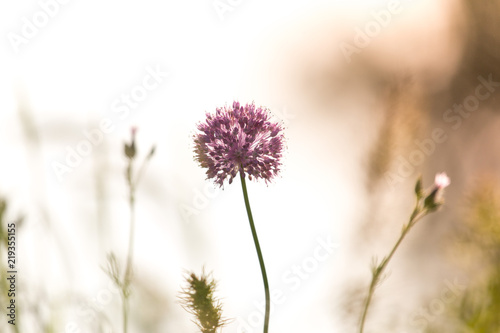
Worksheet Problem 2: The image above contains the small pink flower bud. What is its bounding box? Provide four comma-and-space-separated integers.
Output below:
424, 172, 450, 211
124, 127, 137, 159
434, 172, 450, 189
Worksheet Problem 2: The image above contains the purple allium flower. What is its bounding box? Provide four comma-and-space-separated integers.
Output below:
193, 101, 285, 187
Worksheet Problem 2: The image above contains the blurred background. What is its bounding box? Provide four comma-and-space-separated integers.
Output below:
1, 0, 500, 332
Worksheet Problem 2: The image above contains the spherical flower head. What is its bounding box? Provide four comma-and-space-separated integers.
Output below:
193, 101, 285, 187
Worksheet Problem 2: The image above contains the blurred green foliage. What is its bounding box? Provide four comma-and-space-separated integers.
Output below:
426, 178, 500, 332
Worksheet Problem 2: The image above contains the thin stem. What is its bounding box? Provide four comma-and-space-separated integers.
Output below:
125, 189, 135, 287
133, 147, 154, 189
122, 293, 129, 333
359, 207, 426, 333
122, 161, 136, 333
240, 171, 270, 333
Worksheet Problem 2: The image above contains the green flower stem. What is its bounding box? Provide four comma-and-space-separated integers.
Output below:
122, 161, 136, 333
240, 171, 270, 333
359, 206, 427, 333
121, 195, 134, 333
125, 176, 136, 288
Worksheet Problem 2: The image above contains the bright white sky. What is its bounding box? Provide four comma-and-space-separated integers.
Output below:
0, 0, 444, 332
